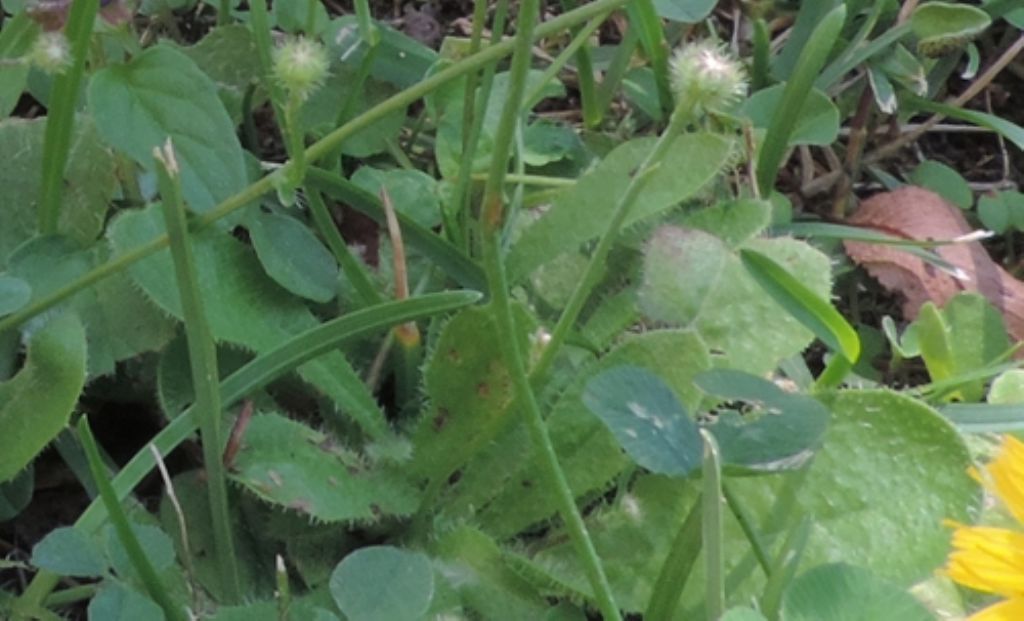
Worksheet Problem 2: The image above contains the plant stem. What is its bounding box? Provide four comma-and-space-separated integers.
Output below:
306, 189, 382, 307
477, 0, 620, 618
532, 97, 691, 381
645, 494, 702, 621
77, 419, 186, 621
37, 0, 99, 234
154, 141, 242, 602
701, 431, 724, 621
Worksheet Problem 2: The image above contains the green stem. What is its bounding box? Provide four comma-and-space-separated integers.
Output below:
722, 480, 772, 575
701, 431, 724, 621
627, 0, 672, 117
477, 0, 620, 618
523, 10, 610, 110
0, 0, 632, 337
559, 0, 601, 127
77, 419, 186, 621
37, 0, 100, 234
645, 494, 702, 621
43, 585, 97, 609
532, 96, 691, 381
306, 189, 381, 307
154, 142, 241, 602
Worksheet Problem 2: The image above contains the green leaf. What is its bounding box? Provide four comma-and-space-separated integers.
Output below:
742, 86, 839, 146
273, 0, 328, 34
721, 608, 767, 621
908, 95, 1024, 151
87, 582, 165, 621
0, 313, 86, 482
531, 390, 977, 613
452, 330, 708, 538
229, 413, 419, 522
640, 227, 833, 375
408, 305, 531, 484
910, 293, 1009, 401
325, 17, 438, 89
104, 522, 176, 583
107, 205, 391, 442
909, 160, 973, 209
940, 403, 1024, 432
781, 563, 933, 621
158, 470, 272, 601
652, 0, 715, 23
329, 546, 434, 621
911, 2, 991, 57
522, 119, 584, 167
988, 369, 1024, 404
88, 44, 247, 214
508, 132, 734, 281
0, 12, 38, 118
247, 210, 338, 303
0, 118, 117, 269
0, 465, 33, 520
694, 370, 829, 474
31, 526, 107, 577
179, 25, 262, 124
8, 236, 176, 377
0, 275, 30, 316
757, 4, 846, 194
302, 69, 404, 158
740, 248, 860, 362
582, 366, 702, 477
432, 528, 551, 620
977, 193, 1009, 233
351, 166, 441, 229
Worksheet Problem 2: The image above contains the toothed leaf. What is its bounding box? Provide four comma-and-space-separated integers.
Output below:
107, 205, 391, 442
230, 413, 419, 523
508, 132, 734, 282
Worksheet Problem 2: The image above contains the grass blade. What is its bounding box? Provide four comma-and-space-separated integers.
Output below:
37, 0, 100, 234
77, 419, 185, 621
756, 5, 846, 195
645, 494, 702, 621
701, 430, 724, 621
153, 141, 241, 602
740, 248, 860, 363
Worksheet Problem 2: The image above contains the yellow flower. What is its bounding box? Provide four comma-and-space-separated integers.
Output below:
945, 436, 1024, 619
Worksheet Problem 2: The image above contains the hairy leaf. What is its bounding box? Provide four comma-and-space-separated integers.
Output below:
0, 313, 86, 482
230, 413, 419, 523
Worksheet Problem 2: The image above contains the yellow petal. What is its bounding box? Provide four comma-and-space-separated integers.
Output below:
987, 436, 1024, 525
946, 525, 1024, 598
970, 598, 1024, 621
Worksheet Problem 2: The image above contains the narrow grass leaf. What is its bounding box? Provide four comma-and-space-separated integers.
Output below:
77, 419, 185, 621
740, 248, 860, 362
701, 431, 724, 621
756, 5, 846, 194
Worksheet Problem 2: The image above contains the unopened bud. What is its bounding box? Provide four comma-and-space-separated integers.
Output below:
670, 41, 747, 119
28, 32, 71, 75
272, 36, 329, 101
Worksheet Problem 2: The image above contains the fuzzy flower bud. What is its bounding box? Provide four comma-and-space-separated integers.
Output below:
670, 41, 747, 119
272, 36, 329, 101
28, 32, 71, 75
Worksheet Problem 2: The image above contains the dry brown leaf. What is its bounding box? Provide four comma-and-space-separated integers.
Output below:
843, 186, 1024, 340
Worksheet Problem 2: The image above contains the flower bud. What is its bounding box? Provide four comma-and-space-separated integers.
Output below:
670, 41, 747, 119
28, 32, 71, 75
272, 36, 329, 101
